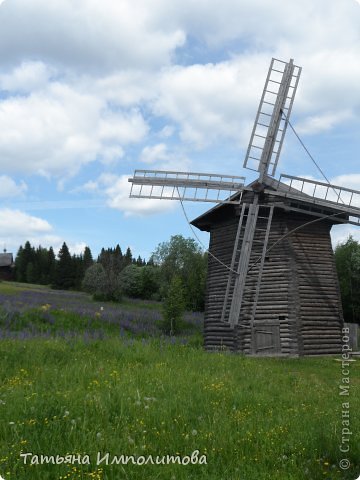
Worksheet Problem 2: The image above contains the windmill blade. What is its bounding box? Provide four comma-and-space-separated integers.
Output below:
271, 175, 360, 223
243, 58, 301, 179
128, 169, 246, 204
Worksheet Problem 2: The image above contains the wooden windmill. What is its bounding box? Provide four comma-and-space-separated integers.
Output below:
129, 58, 360, 356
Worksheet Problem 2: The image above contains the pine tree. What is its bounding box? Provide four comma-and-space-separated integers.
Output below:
83, 246, 93, 271
114, 244, 123, 273
124, 247, 132, 266
15, 245, 25, 282
54, 242, 75, 289
48, 247, 56, 285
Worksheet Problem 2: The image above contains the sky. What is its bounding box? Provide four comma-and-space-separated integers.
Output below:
0, 0, 360, 260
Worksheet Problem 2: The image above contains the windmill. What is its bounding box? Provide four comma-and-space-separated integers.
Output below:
129, 58, 360, 356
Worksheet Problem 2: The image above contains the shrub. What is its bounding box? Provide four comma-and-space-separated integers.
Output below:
82, 263, 123, 302
161, 276, 186, 335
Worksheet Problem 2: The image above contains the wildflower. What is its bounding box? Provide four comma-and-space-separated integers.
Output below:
191, 429, 198, 436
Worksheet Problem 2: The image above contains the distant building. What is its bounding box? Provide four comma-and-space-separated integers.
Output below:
0, 250, 15, 281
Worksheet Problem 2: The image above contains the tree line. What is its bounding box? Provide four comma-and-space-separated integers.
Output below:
14, 241, 147, 291
13, 235, 207, 312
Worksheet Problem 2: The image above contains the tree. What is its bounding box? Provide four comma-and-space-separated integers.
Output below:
83, 263, 109, 299
161, 276, 186, 334
54, 242, 75, 289
48, 247, 56, 285
152, 235, 207, 311
83, 246, 94, 271
15, 245, 25, 282
140, 265, 161, 300
26, 262, 36, 284
335, 236, 360, 323
124, 247, 133, 267
118, 264, 143, 298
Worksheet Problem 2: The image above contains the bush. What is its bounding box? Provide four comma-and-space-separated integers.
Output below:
82, 263, 122, 301
118, 264, 143, 298
119, 264, 161, 300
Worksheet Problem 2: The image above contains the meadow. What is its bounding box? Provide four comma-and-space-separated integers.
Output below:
0, 281, 359, 480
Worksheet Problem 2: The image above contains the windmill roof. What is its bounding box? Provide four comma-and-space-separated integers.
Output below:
191, 175, 349, 231
0, 253, 14, 267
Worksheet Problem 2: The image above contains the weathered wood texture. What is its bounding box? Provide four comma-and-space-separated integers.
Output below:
202, 206, 343, 356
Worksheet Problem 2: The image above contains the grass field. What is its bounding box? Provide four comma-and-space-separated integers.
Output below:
0, 281, 359, 480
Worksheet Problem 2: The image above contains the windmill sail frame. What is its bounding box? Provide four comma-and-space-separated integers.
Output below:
129, 169, 246, 204
243, 58, 301, 179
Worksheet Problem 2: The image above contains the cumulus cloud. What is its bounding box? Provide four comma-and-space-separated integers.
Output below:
296, 110, 354, 136
0, 208, 55, 251
154, 59, 266, 147
0, 0, 359, 183
81, 173, 175, 217
0, 175, 27, 198
331, 174, 360, 192
0, 0, 185, 72
139, 143, 190, 170
0, 208, 52, 235
0, 208, 89, 254
140, 144, 169, 164
0, 61, 54, 93
0, 81, 148, 177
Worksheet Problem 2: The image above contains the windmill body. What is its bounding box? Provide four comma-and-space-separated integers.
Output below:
192, 178, 346, 355
129, 58, 360, 356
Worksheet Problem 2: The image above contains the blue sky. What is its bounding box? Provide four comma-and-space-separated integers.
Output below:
0, 0, 360, 260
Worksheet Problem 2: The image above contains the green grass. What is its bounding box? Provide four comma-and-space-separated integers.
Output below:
0, 339, 359, 480
0, 281, 50, 295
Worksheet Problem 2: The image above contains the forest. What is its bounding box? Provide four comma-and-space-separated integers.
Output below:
11, 235, 207, 313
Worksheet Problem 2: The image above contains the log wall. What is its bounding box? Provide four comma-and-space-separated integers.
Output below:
288, 214, 343, 355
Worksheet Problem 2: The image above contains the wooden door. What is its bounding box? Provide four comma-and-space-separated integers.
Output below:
254, 323, 281, 355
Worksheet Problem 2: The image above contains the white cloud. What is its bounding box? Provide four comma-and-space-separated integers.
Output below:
331, 174, 360, 192
158, 125, 175, 138
296, 110, 354, 136
0, 82, 148, 177
0, 175, 27, 198
0, 208, 55, 251
84, 173, 175, 217
0, 61, 54, 93
0, 0, 185, 72
140, 143, 169, 164
0, 208, 89, 254
139, 143, 191, 171
154, 59, 265, 147
0, 208, 52, 235
65, 241, 88, 256
0, 0, 359, 198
